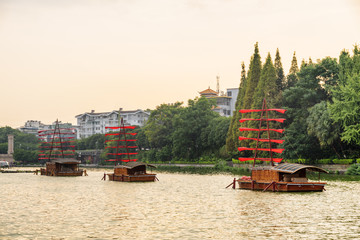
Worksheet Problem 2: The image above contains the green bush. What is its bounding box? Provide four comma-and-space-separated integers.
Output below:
232, 159, 263, 165
317, 159, 333, 164
332, 159, 354, 165
346, 164, 360, 175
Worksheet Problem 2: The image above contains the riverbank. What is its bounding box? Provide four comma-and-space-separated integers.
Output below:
5, 163, 360, 181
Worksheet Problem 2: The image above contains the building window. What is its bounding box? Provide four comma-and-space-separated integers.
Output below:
228, 91, 232, 96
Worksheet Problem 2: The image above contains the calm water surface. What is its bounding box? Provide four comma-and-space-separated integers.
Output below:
1, 168, 360, 239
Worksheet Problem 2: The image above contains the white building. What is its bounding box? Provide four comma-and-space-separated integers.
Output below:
18, 120, 45, 136
18, 120, 77, 140
75, 109, 150, 139
199, 87, 239, 117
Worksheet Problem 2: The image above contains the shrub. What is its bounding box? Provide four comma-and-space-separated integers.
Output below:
332, 159, 354, 165
346, 164, 360, 175
317, 159, 333, 164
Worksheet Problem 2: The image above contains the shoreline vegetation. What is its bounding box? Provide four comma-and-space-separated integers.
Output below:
8, 162, 360, 181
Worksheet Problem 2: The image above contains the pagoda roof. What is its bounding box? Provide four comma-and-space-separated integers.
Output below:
199, 88, 218, 95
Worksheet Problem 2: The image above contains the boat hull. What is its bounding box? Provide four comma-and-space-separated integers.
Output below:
107, 173, 156, 182
237, 180, 326, 192
40, 168, 83, 176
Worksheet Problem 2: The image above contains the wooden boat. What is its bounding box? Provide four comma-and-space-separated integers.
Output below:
231, 99, 327, 192
107, 161, 157, 182
40, 158, 83, 176
104, 110, 157, 182
38, 120, 84, 177
236, 163, 327, 192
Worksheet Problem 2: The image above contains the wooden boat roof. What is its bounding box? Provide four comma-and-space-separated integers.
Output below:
52, 158, 81, 164
271, 163, 328, 174
114, 161, 156, 169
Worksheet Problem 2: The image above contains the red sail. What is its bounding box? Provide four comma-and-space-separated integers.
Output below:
239, 109, 286, 114
38, 153, 74, 156
39, 145, 75, 148
39, 141, 76, 144
239, 136, 284, 144
105, 146, 138, 149
238, 157, 283, 163
105, 139, 137, 143
107, 152, 138, 156
105, 126, 136, 129
38, 136, 75, 139
240, 118, 285, 123
38, 128, 75, 133
239, 127, 284, 134
238, 147, 284, 153
38, 132, 75, 136
105, 133, 137, 136
105, 159, 137, 162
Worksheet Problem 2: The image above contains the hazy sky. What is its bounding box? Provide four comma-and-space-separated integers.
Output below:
1, 0, 359, 128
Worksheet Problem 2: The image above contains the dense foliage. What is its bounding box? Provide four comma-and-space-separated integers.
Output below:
226, 43, 360, 163
3, 44, 360, 167
0, 127, 38, 163
140, 97, 230, 162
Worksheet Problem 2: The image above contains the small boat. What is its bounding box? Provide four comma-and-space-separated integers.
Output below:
236, 163, 327, 192
104, 109, 157, 182
230, 99, 327, 192
38, 120, 84, 177
106, 161, 157, 182
40, 158, 83, 176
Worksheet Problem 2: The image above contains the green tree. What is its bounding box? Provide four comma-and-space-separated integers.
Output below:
282, 63, 327, 160
202, 116, 231, 156
286, 51, 299, 88
76, 134, 105, 150
172, 97, 218, 160
226, 62, 247, 153
307, 101, 342, 158
251, 53, 278, 109
275, 48, 285, 90
144, 102, 183, 149
329, 73, 360, 145
242, 42, 262, 109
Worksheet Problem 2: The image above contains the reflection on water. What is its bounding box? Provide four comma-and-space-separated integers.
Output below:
1, 168, 360, 239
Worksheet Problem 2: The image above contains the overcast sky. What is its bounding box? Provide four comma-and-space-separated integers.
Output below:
1, 0, 359, 128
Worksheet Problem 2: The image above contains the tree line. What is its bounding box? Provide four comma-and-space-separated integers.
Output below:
1, 43, 359, 164
226, 43, 360, 162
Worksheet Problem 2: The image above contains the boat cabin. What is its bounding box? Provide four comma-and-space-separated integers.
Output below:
251, 163, 328, 183
107, 161, 157, 182
41, 158, 83, 176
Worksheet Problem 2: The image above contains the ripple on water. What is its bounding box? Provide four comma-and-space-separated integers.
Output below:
1, 169, 360, 239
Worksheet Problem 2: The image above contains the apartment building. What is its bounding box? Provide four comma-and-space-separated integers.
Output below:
199, 87, 239, 117
75, 109, 150, 139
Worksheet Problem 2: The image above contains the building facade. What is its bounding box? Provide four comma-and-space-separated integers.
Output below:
75, 109, 150, 139
199, 87, 238, 117
19, 120, 76, 140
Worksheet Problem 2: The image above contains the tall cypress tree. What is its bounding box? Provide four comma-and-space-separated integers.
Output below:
247, 53, 278, 147
286, 51, 299, 88
239, 43, 262, 147
274, 48, 285, 91
226, 62, 247, 153
242, 43, 262, 109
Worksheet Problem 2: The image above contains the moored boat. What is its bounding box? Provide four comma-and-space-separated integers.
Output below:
38, 120, 84, 177
106, 161, 157, 182
104, 109, 157, 182
236, 163, 327, 192
230, 98, 327, 192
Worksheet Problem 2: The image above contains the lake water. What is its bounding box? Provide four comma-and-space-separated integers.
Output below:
1, 168, 360, 239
